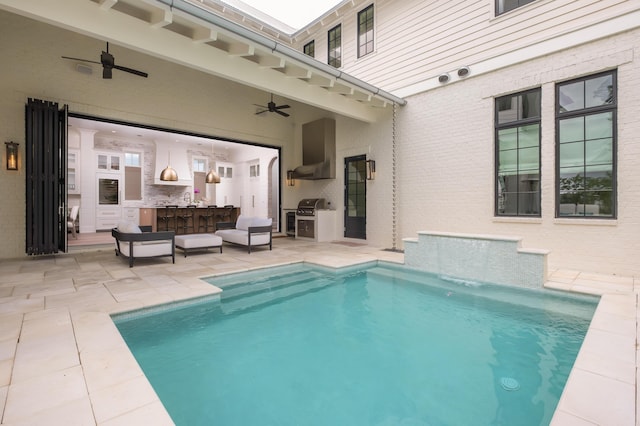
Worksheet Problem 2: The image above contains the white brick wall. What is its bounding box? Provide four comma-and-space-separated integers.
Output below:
396, 28, 640, 276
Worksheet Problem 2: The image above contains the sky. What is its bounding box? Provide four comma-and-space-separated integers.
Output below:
236, 0, 343, 29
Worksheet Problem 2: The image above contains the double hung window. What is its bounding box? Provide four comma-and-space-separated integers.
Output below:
556, 71, 616, 218
495, 89, 541, 216
303, 41, 315, 58
328, 25, 341, 68
358, 5, 374, 58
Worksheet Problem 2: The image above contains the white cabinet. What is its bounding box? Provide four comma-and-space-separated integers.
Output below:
97, 153, 121, 172
216, 162, 239, 206
68, 149, 80, 194
96, 208, 121, 230
123, 207, 139, 224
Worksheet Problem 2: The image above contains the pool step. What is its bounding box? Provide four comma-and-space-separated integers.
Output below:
219, 272, 334, 313
218, 270, 323, 299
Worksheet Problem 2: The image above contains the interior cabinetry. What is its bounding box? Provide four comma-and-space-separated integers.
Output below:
123, 207, 139, 224
68, 149, 80, 194
97, 153, 121, 172
96, 208, 121, 230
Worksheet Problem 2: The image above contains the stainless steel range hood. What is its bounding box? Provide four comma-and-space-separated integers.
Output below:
292, 118, 335, 180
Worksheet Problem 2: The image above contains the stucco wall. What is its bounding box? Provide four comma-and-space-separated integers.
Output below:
396, 28, 640, 276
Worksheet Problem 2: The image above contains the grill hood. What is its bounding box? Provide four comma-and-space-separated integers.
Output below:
292, 118, 335, 180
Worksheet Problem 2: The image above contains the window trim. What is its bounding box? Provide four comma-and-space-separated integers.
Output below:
555, 70, 617, 219
494, 88, 542, 217
495, 0, 537, 16
357, 4, 374, 58
328, 24, 342, 68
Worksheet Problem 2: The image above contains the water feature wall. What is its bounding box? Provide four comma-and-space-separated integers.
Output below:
403, 232, 549, 288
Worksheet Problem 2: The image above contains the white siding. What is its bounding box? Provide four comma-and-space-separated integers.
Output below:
294, 0, 638, 93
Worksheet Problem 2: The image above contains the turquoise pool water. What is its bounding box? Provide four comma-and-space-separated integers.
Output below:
114, 263, 597, 426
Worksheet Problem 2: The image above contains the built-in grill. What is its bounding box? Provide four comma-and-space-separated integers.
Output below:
295, 198, 326, 239
296, 198, 326, 216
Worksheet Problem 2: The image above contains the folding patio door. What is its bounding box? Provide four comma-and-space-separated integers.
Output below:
25, 98, 68, 255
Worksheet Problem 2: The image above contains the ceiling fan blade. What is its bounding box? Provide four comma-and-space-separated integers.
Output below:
275, 105, 290, 109
61, 56, 101, 65
275, 110, 290, 117
113, 65, 148, 78
255, 109, 268, 115
253, 104, 267, 108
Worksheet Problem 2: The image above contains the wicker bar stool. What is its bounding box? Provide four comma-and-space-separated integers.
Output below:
177, 205, 196, 234
157, 205, 178, 231
198, 205, 217, 232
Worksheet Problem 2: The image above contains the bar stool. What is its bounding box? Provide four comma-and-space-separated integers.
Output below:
198, 205, 217, 233
215, 205, 234, 224
157, 205, 178, 231
177, 205, 196, 234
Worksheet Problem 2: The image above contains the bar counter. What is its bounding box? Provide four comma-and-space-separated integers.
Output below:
140, 206, 240, 234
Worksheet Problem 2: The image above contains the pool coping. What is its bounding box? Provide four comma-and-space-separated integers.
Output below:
0, 247, 635, 425
108, 261, 636, 425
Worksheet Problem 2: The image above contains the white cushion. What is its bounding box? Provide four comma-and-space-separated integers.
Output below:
252, 217, 272, 227
119, 241, 172, 257
235, 215, 253, 231
117, 221, 141, 234
175, 234, 222, 249
215, 229, 270, 246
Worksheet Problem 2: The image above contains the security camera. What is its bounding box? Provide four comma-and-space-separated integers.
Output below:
438, 73, 450, 83
457, 66, 470, 77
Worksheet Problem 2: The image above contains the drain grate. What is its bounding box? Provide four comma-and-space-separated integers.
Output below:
500, 377, 520, 391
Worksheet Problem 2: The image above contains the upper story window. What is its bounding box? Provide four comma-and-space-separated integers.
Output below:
358, 5, 374, 58
303, 40, 315, 58
328, 24, 341, 68
495, 89, 541, 217
556, 71, 616, 218
496, 0, 536, 15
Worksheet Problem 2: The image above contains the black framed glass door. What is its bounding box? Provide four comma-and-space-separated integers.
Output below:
344, 155, 366, 239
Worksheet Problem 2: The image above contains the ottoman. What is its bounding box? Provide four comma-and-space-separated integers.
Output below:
175, 234, 223, 257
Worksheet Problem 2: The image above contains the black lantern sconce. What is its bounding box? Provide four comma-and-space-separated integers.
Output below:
366, 159, 376, 180
286, 170, 295, 187
5, 142, 18, 171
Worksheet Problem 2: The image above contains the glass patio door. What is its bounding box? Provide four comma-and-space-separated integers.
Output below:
344, 155, 366, 239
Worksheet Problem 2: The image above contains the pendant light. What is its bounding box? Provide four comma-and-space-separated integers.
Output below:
159, 151, 178, 181
205, 142, 220, 184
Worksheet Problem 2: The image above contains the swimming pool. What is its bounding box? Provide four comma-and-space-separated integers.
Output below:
114, 262, 597, 425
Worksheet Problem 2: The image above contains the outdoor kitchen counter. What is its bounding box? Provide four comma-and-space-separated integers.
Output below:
142, 206, 241, 233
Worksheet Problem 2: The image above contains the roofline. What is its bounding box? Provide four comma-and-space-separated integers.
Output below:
160, 0, 407, 106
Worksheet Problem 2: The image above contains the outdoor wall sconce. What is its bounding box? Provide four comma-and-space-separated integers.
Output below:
5, 141, 18, 171
159, 151, 178, 181
286, 170, 295, 187
366, 159, 376, 180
